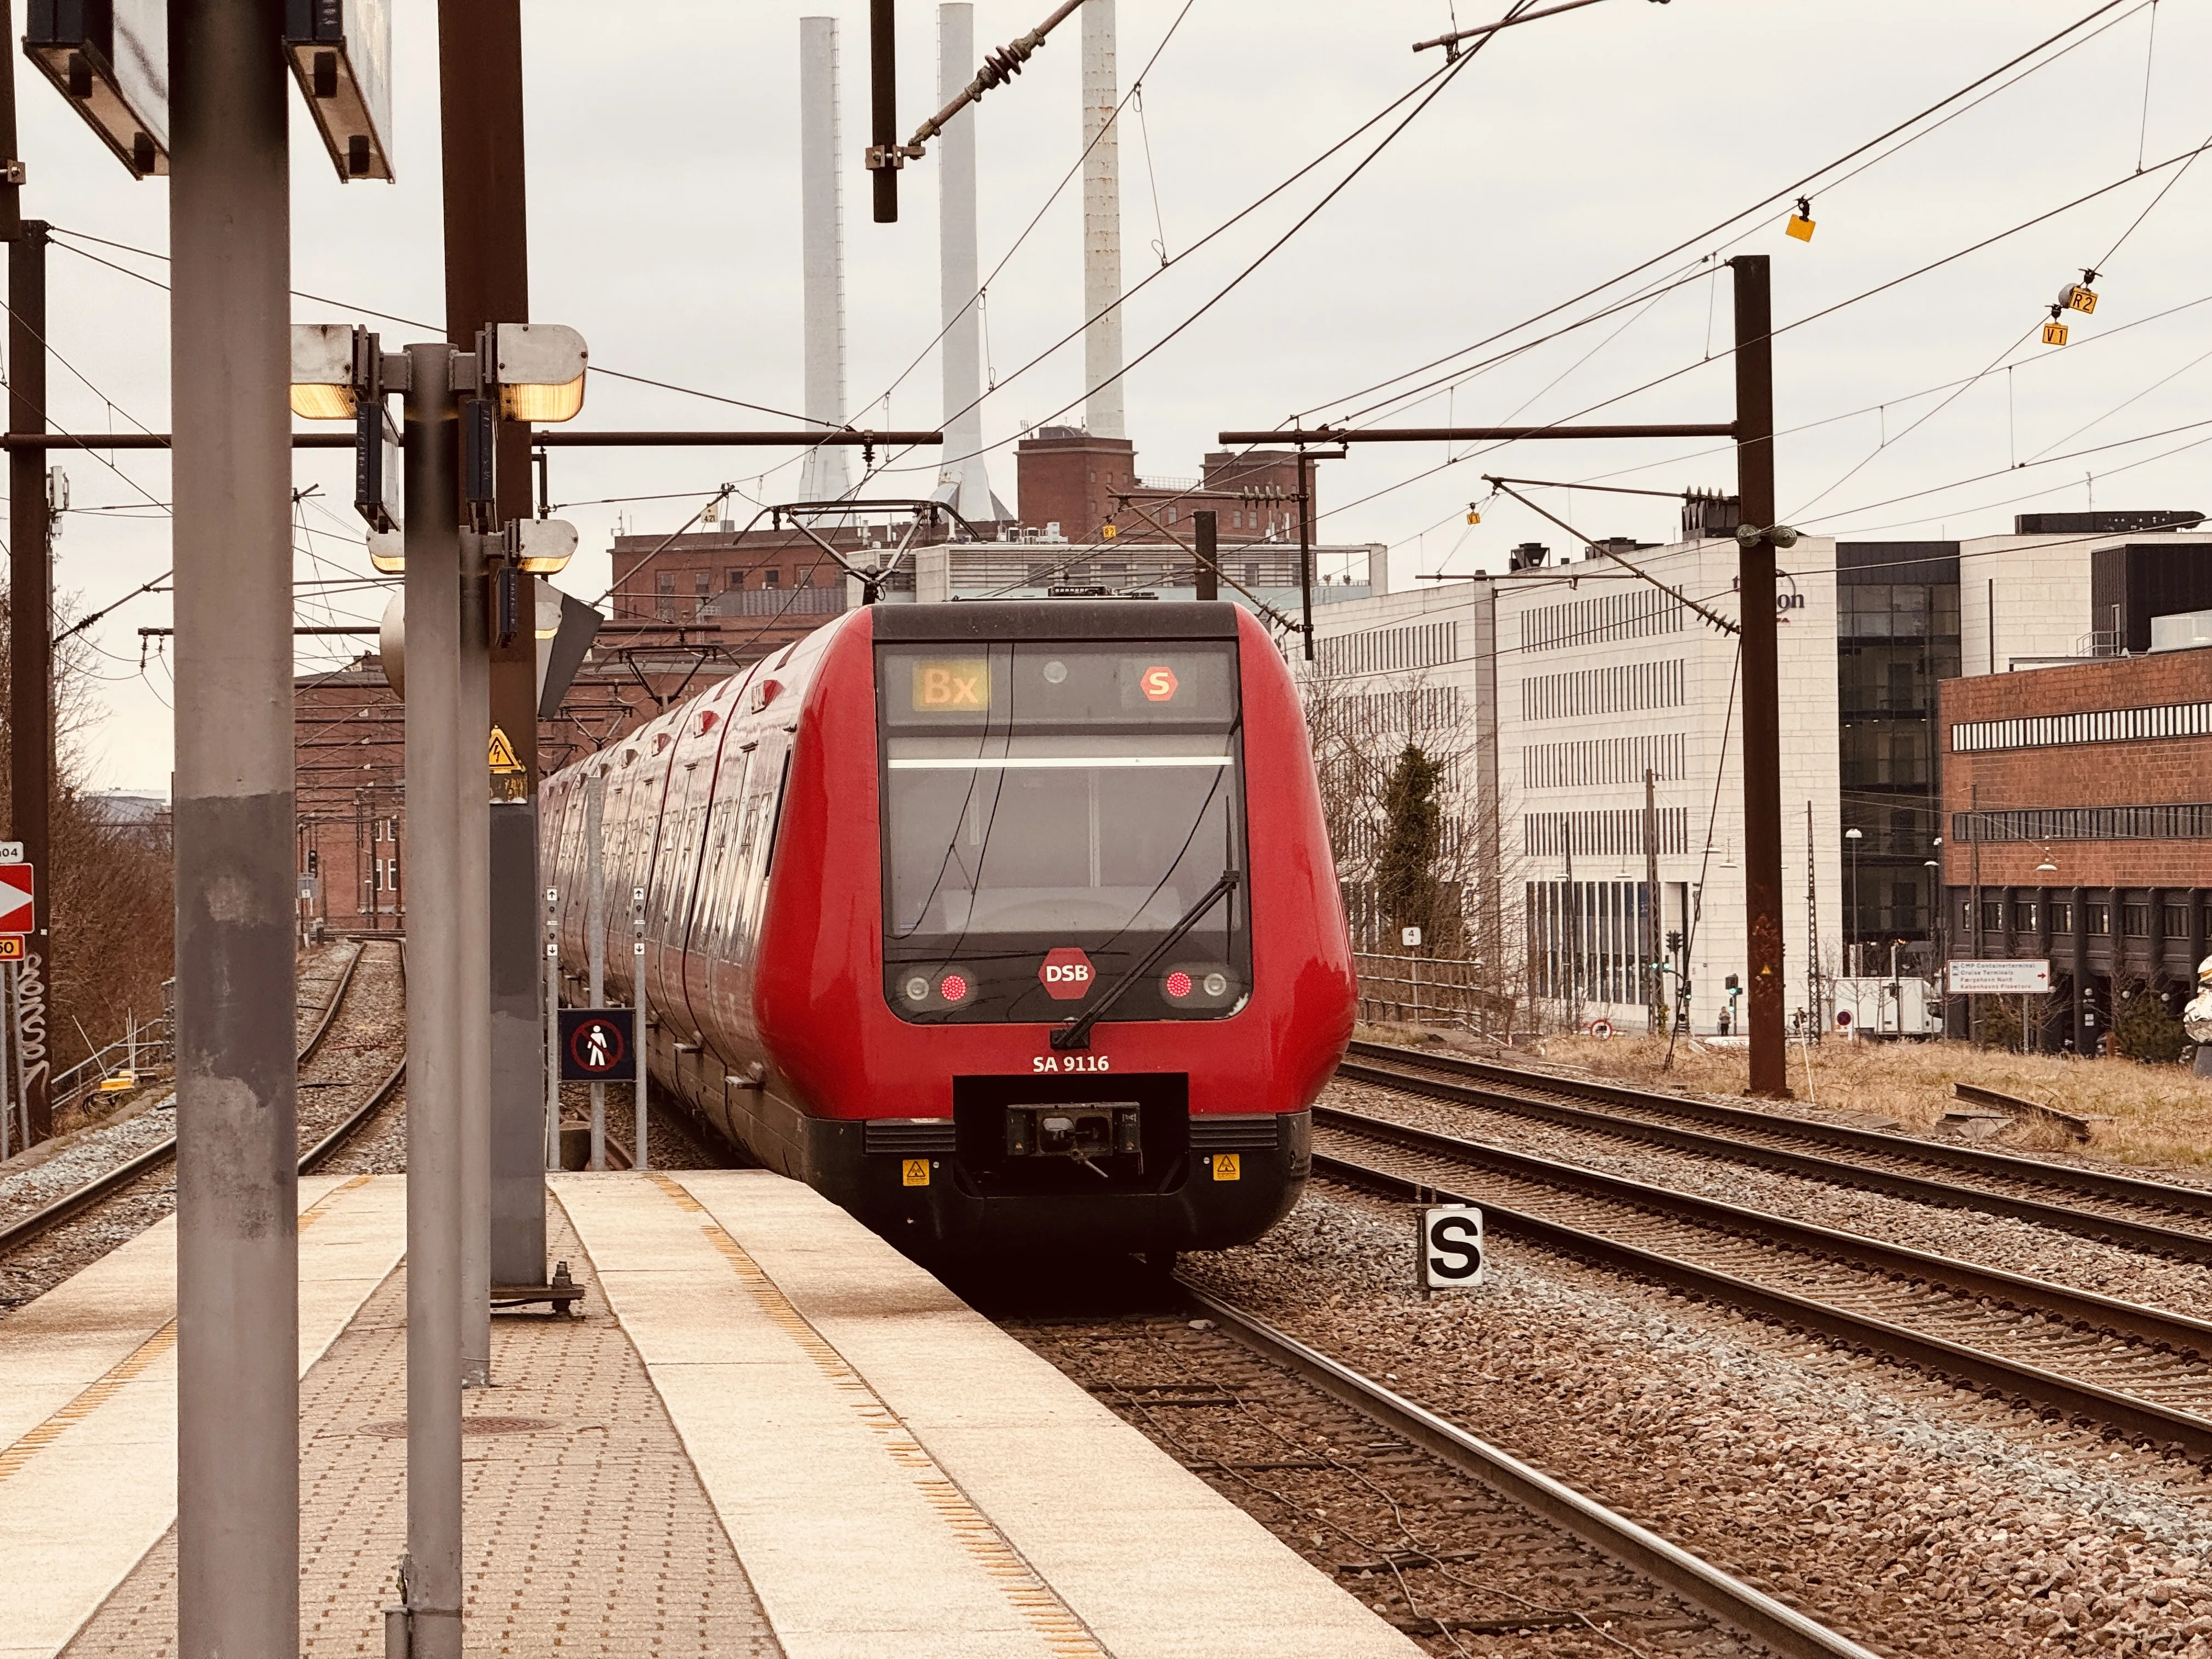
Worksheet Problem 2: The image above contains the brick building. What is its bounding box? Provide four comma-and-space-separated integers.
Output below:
1940, 645, 2212, 1051
293, 617, 757, 932
1009, 428, 1310, 544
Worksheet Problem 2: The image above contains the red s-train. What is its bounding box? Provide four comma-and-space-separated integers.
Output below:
542, 600, 1355, 1255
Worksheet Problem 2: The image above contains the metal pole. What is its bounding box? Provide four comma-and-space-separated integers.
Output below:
1193, 509, 1219, 601
1730, 254, 1787, 1097
439, 0, 548, 1300
1297, 453, 1314, 661
544, 889, 560, 1171
1644, 768, 1661, 1033
458, 529, 492, 1389
400, 340, 465, 1659
8, 218, 50, 1143
585, 770, 605, 1171
633, 886, 647, 1166
1, 961, 13, 1161
0, 0, 21, 243
868, 0, 899, 222
171, 2, 298, 1652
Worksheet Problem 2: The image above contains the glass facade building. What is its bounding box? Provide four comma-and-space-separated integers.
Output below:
1836, 542, 1961, 968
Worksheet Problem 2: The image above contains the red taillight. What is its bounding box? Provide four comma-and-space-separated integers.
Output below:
1164, 970, 1193, 999
940, 973, 970, 1002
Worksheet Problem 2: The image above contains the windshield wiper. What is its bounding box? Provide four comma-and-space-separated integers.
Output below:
1049, 869, 1241, 1052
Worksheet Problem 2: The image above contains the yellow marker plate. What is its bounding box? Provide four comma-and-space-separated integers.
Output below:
902, 1158, 931, 1187
488, 726, 523, 773
1212, 1152, 1241, 1182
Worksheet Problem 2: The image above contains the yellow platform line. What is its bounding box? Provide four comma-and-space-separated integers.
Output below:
0, 1173, 370, 1486
646, 1172, 1113, 1659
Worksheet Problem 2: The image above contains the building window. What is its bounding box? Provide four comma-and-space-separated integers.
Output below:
695, 572, 711, 596
2086, 903, 2111, 935
2124, 904, 2151, 937
2164, 904, 2190, 937
1979, 900, 2003, 930
655, 571, 675, 621
764, 568, 781, 589
2012, 901, 2038, 932
2050, 901, 2073, 933
727, 569, 744, 590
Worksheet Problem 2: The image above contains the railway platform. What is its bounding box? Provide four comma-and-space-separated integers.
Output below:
3, 1169, 1419, 1658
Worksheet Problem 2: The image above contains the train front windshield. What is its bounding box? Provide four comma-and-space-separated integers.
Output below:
877, 639, 1250, 1025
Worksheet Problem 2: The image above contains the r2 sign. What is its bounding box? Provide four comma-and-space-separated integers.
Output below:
1421, 1205, 1486, 1289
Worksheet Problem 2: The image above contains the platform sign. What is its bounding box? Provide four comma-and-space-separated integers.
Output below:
1946, 958, 2050, 995
0, 864, 35, 935
558, 1008, 631, 1081
1420, 1205, 1486, 1290
0, 936, 23, 960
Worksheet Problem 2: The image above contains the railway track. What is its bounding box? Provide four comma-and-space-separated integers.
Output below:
1343, 1040, 2212, 1263
1316, 1099, 2212, 1462
1007, 1283, 1877, 1658
0, 942, 405, 1266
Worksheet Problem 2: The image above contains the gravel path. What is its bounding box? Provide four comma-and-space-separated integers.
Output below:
1189, 1182, 2212, 1656
1334, 1077, 2212, 1322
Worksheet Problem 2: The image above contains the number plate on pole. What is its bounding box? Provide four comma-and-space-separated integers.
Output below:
1421, 1205, 1486, 1289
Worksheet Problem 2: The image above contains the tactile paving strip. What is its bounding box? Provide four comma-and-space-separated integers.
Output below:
61, 1201, 783, 1657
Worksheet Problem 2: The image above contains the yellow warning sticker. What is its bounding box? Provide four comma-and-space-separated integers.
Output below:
488, 726, 523, 774
902, 1158, 931, 1187
1212, 1152, 1241, 1182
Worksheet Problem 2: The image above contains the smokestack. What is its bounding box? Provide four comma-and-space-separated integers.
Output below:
936, 4, 998, 523
1081, 0, 1125, 439
799, 16, 854, 502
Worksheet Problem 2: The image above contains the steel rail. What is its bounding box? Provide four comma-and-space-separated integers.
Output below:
1319, 1103, 2212, 1358
1340, 1051, 2212, 1263
1, 945, 379, 1258
1350, 1039, 2212, 1218
1312, 1143, 2212, 1463
295, 1055, 408, 1175
1178, 1282, 1885, 1659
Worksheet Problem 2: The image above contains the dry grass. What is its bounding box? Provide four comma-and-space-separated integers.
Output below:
1358, 1023, 2212, 1176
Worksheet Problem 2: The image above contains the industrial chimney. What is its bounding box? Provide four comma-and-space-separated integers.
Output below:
799, 16, 853, 503
935, 3, 1004, 525
1080, 0, 1125, 439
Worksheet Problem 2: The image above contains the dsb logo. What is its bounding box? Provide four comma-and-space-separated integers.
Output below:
1039, 947, 1094, 1001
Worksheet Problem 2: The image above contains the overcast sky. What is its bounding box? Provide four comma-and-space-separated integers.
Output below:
19, 0, 2209, 793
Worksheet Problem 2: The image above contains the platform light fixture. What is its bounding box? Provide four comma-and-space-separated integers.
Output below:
506, 517, 577, 576
24, 0, 168, 177
289, 323, 360, 420
492, 324, 589, 424
284, 0, 396, 181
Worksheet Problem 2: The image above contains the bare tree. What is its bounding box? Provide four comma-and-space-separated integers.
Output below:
1300, 666, 1522, 1033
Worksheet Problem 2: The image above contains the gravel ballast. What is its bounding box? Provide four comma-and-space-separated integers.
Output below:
1188, 1181, 2212, 1656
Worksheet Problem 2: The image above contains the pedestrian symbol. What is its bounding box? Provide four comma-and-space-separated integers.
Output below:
558, 1008, 632, 1080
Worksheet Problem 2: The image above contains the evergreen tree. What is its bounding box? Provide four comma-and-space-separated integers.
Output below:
1375, 744, 1441, 942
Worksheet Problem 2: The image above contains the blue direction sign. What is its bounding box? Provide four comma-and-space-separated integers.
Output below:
558, 1009, 632, 1081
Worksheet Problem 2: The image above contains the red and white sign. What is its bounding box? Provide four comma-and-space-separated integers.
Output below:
1039, 947, 1094, 1001
0, 864, 35, 935
1139, 665, 1178, 702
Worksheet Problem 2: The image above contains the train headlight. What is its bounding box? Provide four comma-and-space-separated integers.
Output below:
904, 975, 931, 1005
1203, 972, 1228, 998
1164, 970, 1192, 1000
939, 972, 971, 1003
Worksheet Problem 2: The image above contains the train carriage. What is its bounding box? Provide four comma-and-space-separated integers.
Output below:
545, 600, 1355, 1256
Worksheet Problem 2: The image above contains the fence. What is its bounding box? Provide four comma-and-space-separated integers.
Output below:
1354, 951, 1513, 1031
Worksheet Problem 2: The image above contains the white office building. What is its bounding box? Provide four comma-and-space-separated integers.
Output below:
1308, 533, 1844, 1035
